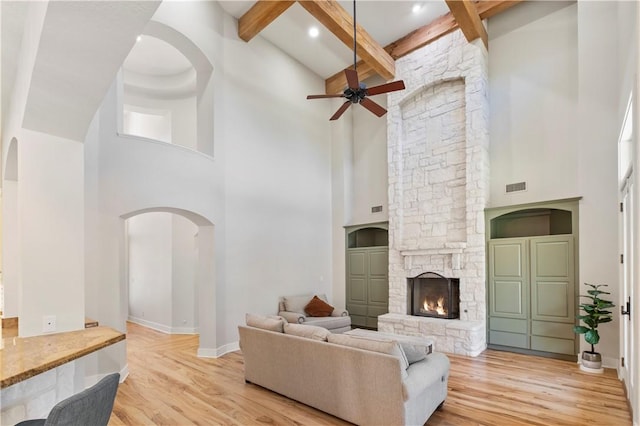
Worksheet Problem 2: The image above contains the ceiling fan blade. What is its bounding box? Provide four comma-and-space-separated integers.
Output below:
345, 69, 359, 90
366, 80, 406, 96
307, 94, 344, 99
330, 101, 352, 121
360, 97, 387, 117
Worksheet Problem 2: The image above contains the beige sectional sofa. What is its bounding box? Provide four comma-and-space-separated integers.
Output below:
239, 315, 450, 426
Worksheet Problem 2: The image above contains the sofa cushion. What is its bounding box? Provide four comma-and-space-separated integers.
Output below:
305, 295, 334, 317
284, 323, 331, 341
401, 344, 427, 364
303, 315, 351, 330
328, 334, 409, 379
245, 313, 285, 333
345, 329, 432, 364
282, 294, 313, 315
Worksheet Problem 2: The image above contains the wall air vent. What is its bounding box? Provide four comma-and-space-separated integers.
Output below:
506, 182, 527, 193
371, 205, 383, 213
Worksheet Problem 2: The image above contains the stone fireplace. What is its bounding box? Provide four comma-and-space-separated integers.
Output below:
377, 31, 489, 356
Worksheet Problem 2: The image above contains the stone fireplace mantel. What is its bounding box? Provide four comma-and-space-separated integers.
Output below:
400, 243, 467, 270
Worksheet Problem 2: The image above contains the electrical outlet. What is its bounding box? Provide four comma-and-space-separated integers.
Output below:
43, 315, 57, 333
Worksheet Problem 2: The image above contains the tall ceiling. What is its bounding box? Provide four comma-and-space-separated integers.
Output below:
219, 1, 452, 79
222, 0, 526, 94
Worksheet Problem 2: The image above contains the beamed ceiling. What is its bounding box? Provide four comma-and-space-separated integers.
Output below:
231, 0, 523, 94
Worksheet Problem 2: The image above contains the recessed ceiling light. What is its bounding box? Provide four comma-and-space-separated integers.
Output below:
136, 35, 142, 42
412, 4, 423, 14
308, 26, 319, 38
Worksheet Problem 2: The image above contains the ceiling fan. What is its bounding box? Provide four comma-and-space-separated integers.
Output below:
306, 0, 405, 121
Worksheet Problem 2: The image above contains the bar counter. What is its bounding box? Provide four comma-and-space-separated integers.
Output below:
0, 326, 125, 388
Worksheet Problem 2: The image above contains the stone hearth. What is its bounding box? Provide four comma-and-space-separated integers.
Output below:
381, 31, 489, 356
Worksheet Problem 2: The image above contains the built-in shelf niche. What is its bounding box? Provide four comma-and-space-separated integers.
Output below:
347, 227, 389, 248
490, 208, 572, 239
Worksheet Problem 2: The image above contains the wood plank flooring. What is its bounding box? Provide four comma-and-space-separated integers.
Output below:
110, 322, 631, 425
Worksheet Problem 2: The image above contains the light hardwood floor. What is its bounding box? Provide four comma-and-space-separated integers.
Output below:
110, 322, 631, 425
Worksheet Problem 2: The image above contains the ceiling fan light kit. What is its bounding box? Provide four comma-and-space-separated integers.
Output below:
306, 0, 405, 121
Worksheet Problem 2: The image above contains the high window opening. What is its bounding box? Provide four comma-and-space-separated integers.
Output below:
121, 35, 197, 150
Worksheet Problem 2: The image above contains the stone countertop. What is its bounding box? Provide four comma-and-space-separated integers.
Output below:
0, 326, 125, 389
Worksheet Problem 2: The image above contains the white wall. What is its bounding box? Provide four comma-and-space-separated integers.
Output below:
123, 94, 197, 150
219, 8, 332, 322
350, 76, 389, 226
19, 129, 84, 336
489, 2, 579, 205
127, 212, 173, 330
172, 214, 197, 331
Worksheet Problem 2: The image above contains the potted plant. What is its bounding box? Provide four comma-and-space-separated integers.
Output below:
573, 283, 615, 372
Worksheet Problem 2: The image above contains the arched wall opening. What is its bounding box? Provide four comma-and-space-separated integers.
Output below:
2, 137, 19, 318
118, 21, 214, 155
121, 207, 216, 355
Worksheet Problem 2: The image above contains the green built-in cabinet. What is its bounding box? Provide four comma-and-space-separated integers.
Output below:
486, 200, 580, 358
346, 224, 389, 329
489, 235, 576, 355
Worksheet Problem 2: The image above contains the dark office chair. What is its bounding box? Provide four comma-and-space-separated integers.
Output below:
16, 373, 120, 426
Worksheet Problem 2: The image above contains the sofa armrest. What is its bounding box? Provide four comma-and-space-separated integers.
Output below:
278, 311, 305, 324
331, 309, 349, 317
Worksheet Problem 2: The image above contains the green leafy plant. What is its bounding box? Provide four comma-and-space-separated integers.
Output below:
574, 283, 615, 354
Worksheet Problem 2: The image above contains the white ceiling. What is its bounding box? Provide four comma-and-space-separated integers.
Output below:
124, 35, 193, 76
218, 0, 451, 79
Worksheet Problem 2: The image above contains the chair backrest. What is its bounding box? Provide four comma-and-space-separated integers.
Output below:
44, 373, 120, 426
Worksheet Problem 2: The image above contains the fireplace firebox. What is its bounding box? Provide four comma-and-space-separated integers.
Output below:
409, 272, 460, 319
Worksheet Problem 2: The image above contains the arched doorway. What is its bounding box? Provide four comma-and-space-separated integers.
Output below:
121, 207, 216, 356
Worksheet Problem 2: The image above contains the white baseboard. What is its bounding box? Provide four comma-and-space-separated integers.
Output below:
127, 316, 198, 335
171, 326, 198, 334
197, 341, 240, 359
128, 316, 172, 334
119, 364, 129, 383
603, 356, 617, 369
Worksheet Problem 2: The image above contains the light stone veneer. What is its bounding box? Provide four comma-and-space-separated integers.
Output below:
1, 361, 79, 426
384, 31, 489, 356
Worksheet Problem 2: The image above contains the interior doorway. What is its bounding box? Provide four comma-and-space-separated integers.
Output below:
620, 176, 634, 397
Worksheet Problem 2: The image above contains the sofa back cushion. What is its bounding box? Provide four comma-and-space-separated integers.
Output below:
328, 334, 409, 379
282, 294, 313, 314
283, 323, 331, 341
245, 313, 286, 333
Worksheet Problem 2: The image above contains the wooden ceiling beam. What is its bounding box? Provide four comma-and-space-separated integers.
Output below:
325, 0, 521, 94
298, 0, 395, 81
238, 0, 295, 42
445, 0, 488, 49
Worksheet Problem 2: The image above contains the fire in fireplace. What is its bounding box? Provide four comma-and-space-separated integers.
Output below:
408, 272, 460, 319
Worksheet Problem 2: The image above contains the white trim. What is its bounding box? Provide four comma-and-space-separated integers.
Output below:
128, 316, 198, 335
119, 364, 130, 383
171, 326, 198, 334
128, 316, 172, 334
197, 341, 240, 359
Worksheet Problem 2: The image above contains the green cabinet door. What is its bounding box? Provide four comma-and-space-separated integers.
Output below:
346, 247, 389, 329
530, 236, 574, 323
489, 238, 529, 319
488, 235, 576, 356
